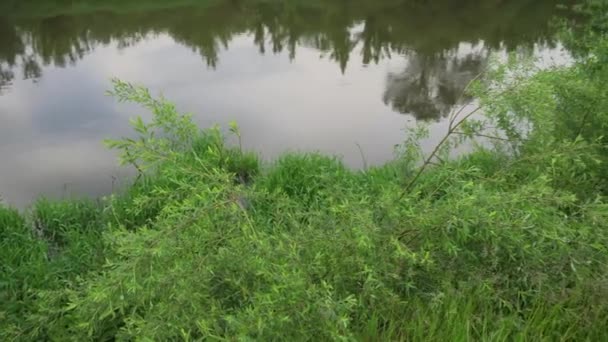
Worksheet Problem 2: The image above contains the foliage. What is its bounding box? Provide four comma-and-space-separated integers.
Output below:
2, 3, 608, 339
0, 200, 105, 340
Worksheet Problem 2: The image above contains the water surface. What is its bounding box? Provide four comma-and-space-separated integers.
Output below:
0, 0, 573, 207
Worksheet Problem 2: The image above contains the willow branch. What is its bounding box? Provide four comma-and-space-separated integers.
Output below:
452, 131, 511, 142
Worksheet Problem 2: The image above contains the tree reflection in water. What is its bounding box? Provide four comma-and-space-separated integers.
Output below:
0, 0, 573, 118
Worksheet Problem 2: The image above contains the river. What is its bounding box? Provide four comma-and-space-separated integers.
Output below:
0, 0, 574, 207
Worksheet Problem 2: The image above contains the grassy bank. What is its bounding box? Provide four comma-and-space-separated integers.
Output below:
2, 3, 608, 341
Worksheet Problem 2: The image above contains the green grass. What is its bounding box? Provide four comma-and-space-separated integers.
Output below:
3, 132, 607, 340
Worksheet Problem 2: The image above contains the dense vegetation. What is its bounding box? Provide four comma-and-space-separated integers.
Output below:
2, 1, 608, 340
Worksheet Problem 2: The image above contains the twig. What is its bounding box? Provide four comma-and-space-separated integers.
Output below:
402, 105, 483, 196
434, 154, 447, 165
577, 108, 592, 137
355, 142, 369, 171
400, 78, 525, 198
398, 71, 484, 198
448, 72, 484, 130
452, 131, 512, 142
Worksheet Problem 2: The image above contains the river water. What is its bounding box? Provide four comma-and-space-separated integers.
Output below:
0, 0, 574, 207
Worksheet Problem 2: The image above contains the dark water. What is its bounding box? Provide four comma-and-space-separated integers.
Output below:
0, 0, 573, 207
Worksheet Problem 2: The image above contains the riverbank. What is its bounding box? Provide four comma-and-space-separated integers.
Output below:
2, 3, 608, 340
